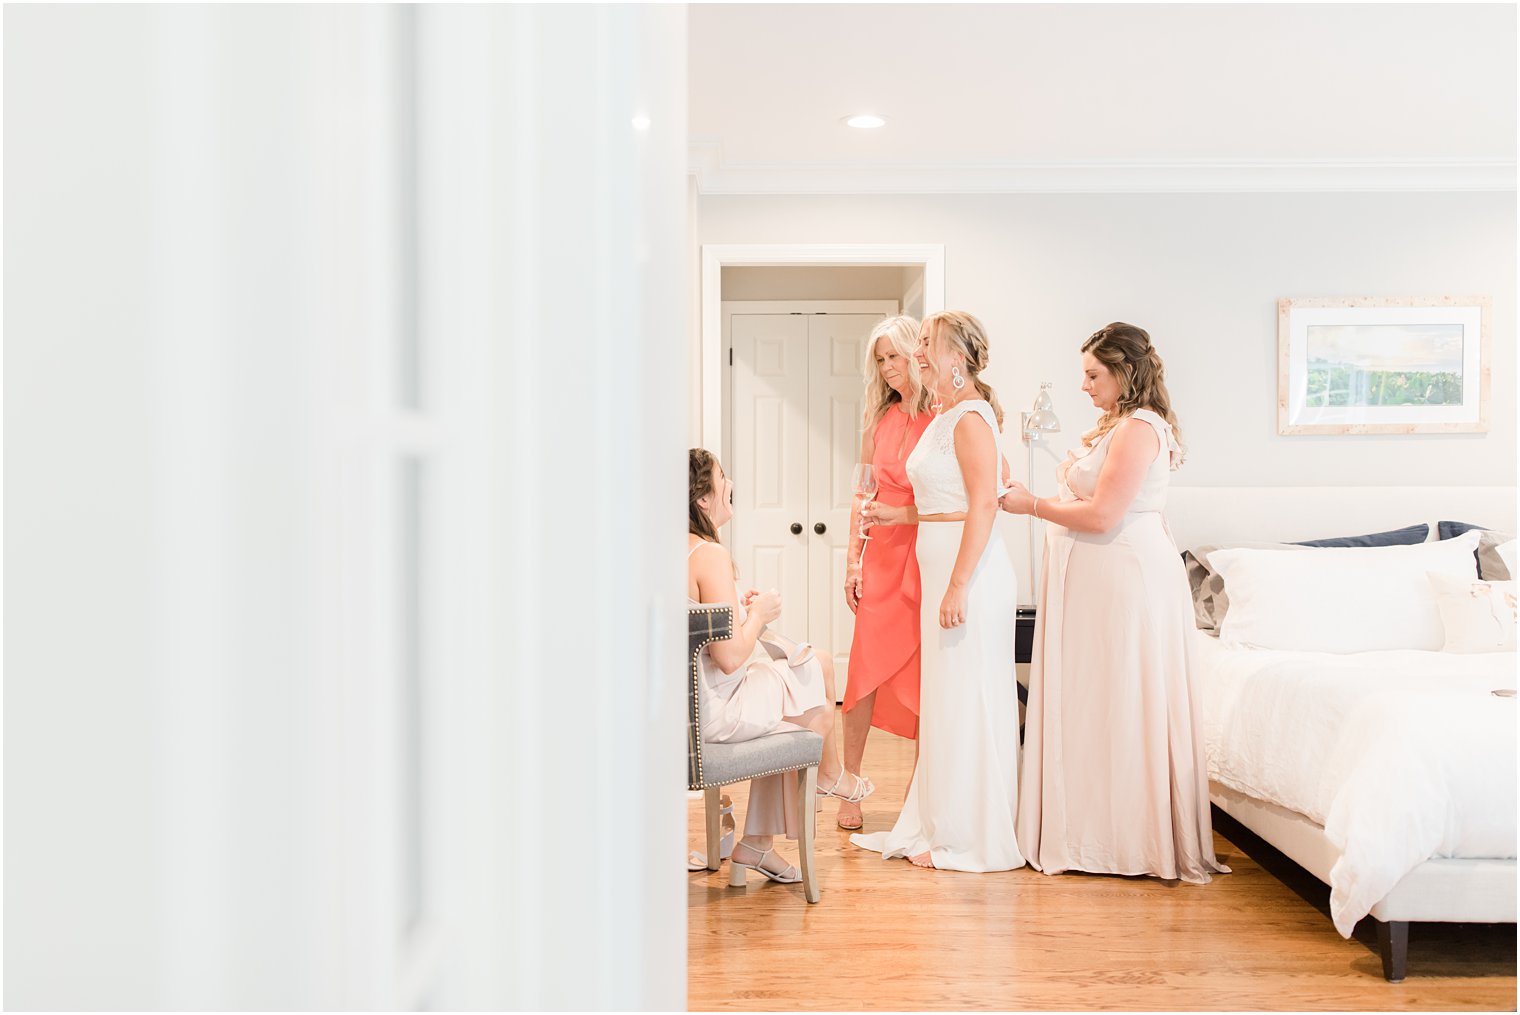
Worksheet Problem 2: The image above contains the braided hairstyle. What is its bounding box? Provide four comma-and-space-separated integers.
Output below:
922, 310, 1005, 430
688, 448, 722, 543
1079, 322, 1186, 467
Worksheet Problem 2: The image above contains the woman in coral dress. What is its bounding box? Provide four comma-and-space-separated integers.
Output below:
1000, 322, 1228, 884
838, 315, 932, 830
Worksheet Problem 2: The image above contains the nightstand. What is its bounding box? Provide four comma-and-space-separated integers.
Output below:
1014, 607, 1035, 742
1014, 606, 1036, 666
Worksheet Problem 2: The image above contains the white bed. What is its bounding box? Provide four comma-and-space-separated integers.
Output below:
1195, 631, 1516, 978
1168, 485, 1518, 982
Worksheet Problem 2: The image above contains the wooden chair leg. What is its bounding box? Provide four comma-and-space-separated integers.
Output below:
703, 786, 722, 872
1377, 920, 1408, 983
796, 765, 820, 903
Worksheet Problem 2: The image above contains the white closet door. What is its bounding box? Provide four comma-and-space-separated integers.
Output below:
729, 314, 810, 633
806, 314, 877, 702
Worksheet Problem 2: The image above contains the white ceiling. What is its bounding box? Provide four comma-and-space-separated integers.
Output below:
688, 3, 1517, 193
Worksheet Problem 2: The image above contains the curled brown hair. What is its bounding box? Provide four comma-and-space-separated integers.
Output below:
689, 448, 722, 543
923, 310, 1005, 430
1080, 322, 1186, 467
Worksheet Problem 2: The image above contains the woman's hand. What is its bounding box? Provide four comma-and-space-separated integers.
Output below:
844, 565, 863, 614
999, 481, 1034, 515
861, 501, 912, 527
939, 583, 968, 629
743, 587, 782, 627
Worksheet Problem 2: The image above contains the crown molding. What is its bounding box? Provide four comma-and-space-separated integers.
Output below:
688, 142, 1515, 195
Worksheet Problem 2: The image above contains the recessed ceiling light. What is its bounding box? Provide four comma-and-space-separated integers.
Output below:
631, 114, 652, 131
844, 114, 886, 129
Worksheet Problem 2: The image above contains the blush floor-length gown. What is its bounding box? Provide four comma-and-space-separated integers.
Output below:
1016, 408, 1229, 884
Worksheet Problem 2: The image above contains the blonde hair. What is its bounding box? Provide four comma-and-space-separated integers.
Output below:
860, 315, 929, 430
922, 311, 1005, 430
1079, 322, 1187, 467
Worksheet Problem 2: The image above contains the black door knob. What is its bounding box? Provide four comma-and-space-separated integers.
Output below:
790, 522, 803, 535
814, 522, 827, 535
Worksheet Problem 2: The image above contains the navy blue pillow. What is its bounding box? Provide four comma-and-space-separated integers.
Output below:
1292, 523, 1429, 548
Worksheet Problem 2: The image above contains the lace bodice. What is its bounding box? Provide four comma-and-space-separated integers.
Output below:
906, 400, 1001, 515
1057, 408, 1181, 514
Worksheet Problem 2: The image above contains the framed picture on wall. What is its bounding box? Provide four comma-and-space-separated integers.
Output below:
1278, 296, 1491, 435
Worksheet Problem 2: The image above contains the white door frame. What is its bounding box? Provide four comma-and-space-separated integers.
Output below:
700, 243, 946, 454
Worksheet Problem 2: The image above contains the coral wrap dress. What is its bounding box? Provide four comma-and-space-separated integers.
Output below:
844, 403, 933, 739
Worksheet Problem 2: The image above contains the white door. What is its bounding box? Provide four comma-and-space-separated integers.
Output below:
729, 305, 891, 702
730, 314, 811, 636
807, 314, 880, 700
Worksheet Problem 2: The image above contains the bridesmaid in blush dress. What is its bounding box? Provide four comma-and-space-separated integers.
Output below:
1001, 323, 1228, 884
838, 315, 932, 831
687, 449, 874, 885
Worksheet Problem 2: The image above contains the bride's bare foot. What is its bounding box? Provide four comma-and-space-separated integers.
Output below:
909, 850, 935, 868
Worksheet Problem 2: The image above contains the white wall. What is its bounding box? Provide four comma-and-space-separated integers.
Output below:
6, 6, 688, 1010
699, 192, 1516, 489
697, 191, 1516, 586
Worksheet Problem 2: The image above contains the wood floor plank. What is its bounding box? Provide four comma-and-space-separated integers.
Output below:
688, 712, 1516, 1011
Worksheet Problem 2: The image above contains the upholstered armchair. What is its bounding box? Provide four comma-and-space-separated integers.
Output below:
687, 603, 823, 903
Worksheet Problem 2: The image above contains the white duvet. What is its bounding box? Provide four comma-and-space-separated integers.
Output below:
1194, 632, 1517, 937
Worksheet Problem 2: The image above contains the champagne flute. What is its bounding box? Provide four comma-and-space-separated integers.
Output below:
852, 464, 878, 556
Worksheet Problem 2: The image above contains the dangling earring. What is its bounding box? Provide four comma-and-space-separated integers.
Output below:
951, 364, 966, 390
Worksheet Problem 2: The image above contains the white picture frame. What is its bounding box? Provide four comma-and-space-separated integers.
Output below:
1278, 296, 1491, 435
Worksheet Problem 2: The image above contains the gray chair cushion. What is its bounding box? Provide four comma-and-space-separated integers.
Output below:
698, 730, 823, 788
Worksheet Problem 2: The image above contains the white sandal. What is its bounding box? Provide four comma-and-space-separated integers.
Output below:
816, 771, 874, 804
729, 842, 802, 886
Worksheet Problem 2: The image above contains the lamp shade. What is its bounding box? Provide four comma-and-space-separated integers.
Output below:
1022, 382, 1060, 437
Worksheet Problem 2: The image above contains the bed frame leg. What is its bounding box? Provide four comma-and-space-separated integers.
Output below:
1376, 920, 1408, 983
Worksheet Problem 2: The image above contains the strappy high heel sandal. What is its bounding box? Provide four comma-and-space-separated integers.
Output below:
729, 842, 802, 886
816, 770, 874, 804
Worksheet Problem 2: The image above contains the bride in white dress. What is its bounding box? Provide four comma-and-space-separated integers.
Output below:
851, 311, 1025, 872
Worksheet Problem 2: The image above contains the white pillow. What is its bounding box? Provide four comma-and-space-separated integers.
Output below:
1211, 529, 1482, 653
1427, 572, 1517, 653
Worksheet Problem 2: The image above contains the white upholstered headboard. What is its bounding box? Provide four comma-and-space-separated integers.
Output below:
1165, 486, 1517, 551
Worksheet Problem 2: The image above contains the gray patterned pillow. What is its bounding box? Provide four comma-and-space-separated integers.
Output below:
1476, 529, 1515, 581
1438, 521, 1516, 580
1183, 541, 1310, 635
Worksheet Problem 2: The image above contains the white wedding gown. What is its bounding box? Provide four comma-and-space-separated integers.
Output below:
851, 399, 1025, 872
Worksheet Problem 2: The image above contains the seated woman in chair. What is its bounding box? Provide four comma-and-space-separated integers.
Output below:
688, 448, 873, 883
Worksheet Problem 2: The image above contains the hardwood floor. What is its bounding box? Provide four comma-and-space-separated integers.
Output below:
688, 714, 1516, 1011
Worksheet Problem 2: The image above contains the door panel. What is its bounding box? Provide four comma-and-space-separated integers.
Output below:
730, 315, 809, 634
806, 314, 881, 702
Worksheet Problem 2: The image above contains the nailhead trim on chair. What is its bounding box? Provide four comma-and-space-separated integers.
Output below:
688, 604, 731, 790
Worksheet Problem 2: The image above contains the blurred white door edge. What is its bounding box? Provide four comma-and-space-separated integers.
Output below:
4, 5, 687, 1011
